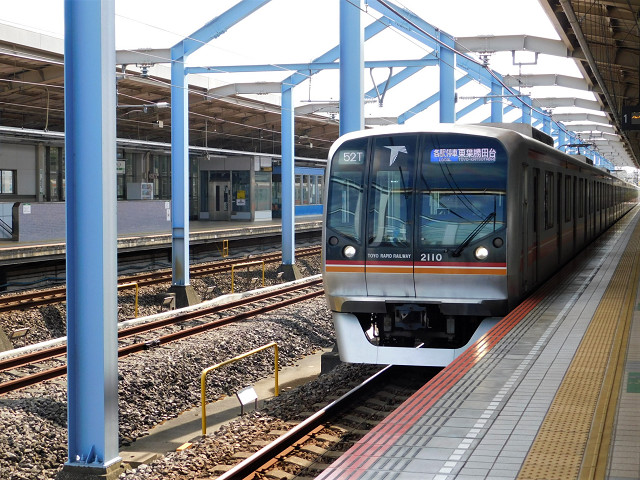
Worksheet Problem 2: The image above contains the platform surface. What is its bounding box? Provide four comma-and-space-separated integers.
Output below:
317, 209, 640, 480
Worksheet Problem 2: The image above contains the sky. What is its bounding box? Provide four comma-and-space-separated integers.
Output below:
0, 1, 600, 129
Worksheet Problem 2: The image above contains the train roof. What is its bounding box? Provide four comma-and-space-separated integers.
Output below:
328, 123, 548, 158
327, 124, 638, 188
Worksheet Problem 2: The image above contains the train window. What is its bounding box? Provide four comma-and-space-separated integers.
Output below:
303, 175, 310, 204
295, 175, 302, 205
317, 176, 324, 205
544, 172, 554, 229
326, 138, 369, 243
533, 170, 539, 233
0, 170, 16, 194
367, 135, 418, 247
578, 178, 584, 218
557, 174, 562, 226
565, 176, 572, 222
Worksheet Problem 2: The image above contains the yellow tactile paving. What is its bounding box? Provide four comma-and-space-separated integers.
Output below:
517, 220, 640, 480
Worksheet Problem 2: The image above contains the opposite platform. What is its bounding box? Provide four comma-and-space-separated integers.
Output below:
0, 215, 322, 265
318, 208, 640, 479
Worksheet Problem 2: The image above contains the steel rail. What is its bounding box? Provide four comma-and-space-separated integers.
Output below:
0, 281, 323, 395
0, 246, 321, 312
216, 365, 397, 480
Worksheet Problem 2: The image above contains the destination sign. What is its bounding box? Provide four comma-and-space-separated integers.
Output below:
431, 147, 497, 163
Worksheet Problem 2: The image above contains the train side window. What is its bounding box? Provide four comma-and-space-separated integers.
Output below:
533, 170, 539, 233
565, 176, 572, 222
544, 171, 554, 229
578, 178, 584, 218
557, 173, 562, 226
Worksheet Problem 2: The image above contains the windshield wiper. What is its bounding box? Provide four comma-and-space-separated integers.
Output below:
451, 212, 496, 257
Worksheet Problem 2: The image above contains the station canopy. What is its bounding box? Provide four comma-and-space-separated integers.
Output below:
0, 0, 639, 168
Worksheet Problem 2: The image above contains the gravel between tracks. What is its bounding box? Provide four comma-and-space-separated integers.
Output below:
0, 253, 359, 480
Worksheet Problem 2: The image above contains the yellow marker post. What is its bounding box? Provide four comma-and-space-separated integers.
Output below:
200, 342, 279, 435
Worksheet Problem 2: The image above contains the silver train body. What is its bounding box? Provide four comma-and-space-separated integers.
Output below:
322, 124, 638, 366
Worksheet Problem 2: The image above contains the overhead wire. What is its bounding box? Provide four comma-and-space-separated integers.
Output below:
366, 0, 621, 164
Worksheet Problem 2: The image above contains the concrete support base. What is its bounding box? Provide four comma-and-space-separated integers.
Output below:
168, 284, 201, 309
0, 328, 12, 353
56, 462, 125, 480
277, 263, 303, 282
321, 344, 342, 374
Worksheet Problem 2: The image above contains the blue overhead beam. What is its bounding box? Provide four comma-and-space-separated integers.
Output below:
186, 58, 439, 75
399, 75, 472, 123
282, 20, 388, 89
365, 53, 438, 100
181, 0, 272, 57
399, 91, 439, 124
456, 97, 485, 121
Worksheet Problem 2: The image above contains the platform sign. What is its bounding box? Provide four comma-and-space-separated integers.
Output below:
622, 106, 640, 131
628, 372, 640, 393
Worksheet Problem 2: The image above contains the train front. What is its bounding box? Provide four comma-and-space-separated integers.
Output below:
322, 128, 510, 366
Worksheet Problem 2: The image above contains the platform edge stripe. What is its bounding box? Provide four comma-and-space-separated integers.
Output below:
317, 243, 563, 480
372, 288, 545, 429
516, 214, 640, 480
336, 281, 547, 479
581, 224, 639, 479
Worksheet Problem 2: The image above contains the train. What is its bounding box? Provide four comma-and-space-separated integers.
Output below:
322, 124, 638, 366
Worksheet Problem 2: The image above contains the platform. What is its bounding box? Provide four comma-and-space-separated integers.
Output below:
0, 216, 322, 265
317, 208, 640, 480
119, 346, 332, 468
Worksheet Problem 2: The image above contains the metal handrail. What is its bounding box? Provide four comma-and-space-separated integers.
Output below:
117, 282, 139, 318
201, 342, 279, 435
231, 260, 265, 293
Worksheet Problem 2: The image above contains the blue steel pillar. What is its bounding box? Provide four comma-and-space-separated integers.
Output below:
521, 95, 532, 125
491, 80, 503, 123
278, 85, 301, 279
60, 0, 122, 478
557, 128, 566, 153
439, 33, 455, 123
169, 43, 200, 307
340, 0, 364, 135
542, 112, 551, 135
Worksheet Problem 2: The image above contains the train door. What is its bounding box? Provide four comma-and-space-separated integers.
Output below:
364, 135, 418, 298
208, 172, 231, 220
521, 165, 538, 292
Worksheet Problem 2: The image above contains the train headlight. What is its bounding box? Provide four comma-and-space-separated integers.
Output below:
343, 245, 356, 258
474, 246, 489, 260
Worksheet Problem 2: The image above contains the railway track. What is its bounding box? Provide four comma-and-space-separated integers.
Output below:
0, 246, 321, 313
0, 277, 324, 395
213, 364, 435, 479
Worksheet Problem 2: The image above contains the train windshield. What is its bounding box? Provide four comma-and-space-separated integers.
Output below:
419, 136, 507, 247
326, 137, 368, 244
368, 135, 417, 247
419, 191, 505, 246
